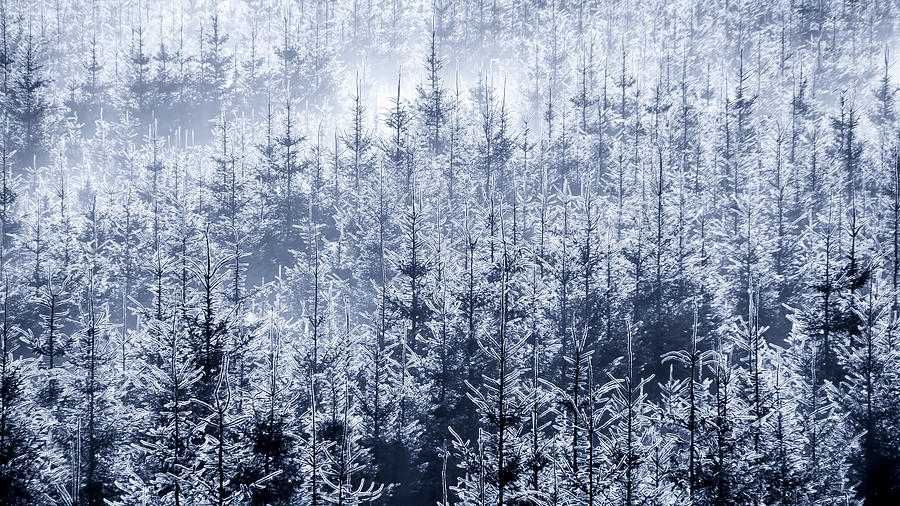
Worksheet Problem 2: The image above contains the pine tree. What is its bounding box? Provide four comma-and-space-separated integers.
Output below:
238, 308, 300, 505
0, 278, 43, 503
194, 353, 247, 505
117, 314, 202, 506
598, 325, 655, 506
66, 274, 121, 505
840, 287, 900, 502
11, 27, 49, 170
416, 30, 448, 154
451, 221, 529, 505
126, 25, 152, 128
197, 13, 231, 118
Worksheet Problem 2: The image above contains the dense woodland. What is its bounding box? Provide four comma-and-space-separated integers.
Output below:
0, 0, 898, 504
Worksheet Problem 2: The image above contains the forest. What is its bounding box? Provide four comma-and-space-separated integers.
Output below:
0, 0, 898, 504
